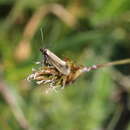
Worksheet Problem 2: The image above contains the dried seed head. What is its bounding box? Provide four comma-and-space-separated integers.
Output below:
27, 58, 85, 93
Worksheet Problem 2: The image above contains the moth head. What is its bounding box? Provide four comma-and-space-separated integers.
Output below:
40, 48, 48, 55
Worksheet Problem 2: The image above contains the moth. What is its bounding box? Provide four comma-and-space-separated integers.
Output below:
40, 48, 70, 75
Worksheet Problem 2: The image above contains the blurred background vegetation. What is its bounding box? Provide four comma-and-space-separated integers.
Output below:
0, 0, 130, 130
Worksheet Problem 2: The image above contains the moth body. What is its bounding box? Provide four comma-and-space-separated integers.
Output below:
40, 48, 70, 75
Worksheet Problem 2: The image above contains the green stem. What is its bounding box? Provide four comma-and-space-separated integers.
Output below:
84, 58, 130, 72
96, 58, 130, 68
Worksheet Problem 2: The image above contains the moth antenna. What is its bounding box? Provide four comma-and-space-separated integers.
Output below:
40, 28, 44, 42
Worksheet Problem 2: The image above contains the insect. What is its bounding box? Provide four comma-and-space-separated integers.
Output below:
40, 48, 70, 75
27, 48, 130, 93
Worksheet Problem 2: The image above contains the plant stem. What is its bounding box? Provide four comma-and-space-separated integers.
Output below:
83, 58, 130, 72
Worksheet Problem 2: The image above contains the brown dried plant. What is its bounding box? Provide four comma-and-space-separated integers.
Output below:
27, 48, 130, 93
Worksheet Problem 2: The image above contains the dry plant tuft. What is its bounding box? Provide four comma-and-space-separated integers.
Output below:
27, 48, 130, 93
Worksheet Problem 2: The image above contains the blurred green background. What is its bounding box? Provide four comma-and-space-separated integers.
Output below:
0, 0, 130, 130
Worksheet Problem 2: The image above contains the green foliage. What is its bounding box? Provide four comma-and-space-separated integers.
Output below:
0, 0, 130, 130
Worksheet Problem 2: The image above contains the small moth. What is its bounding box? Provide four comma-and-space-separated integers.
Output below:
40, 48, 70, 75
